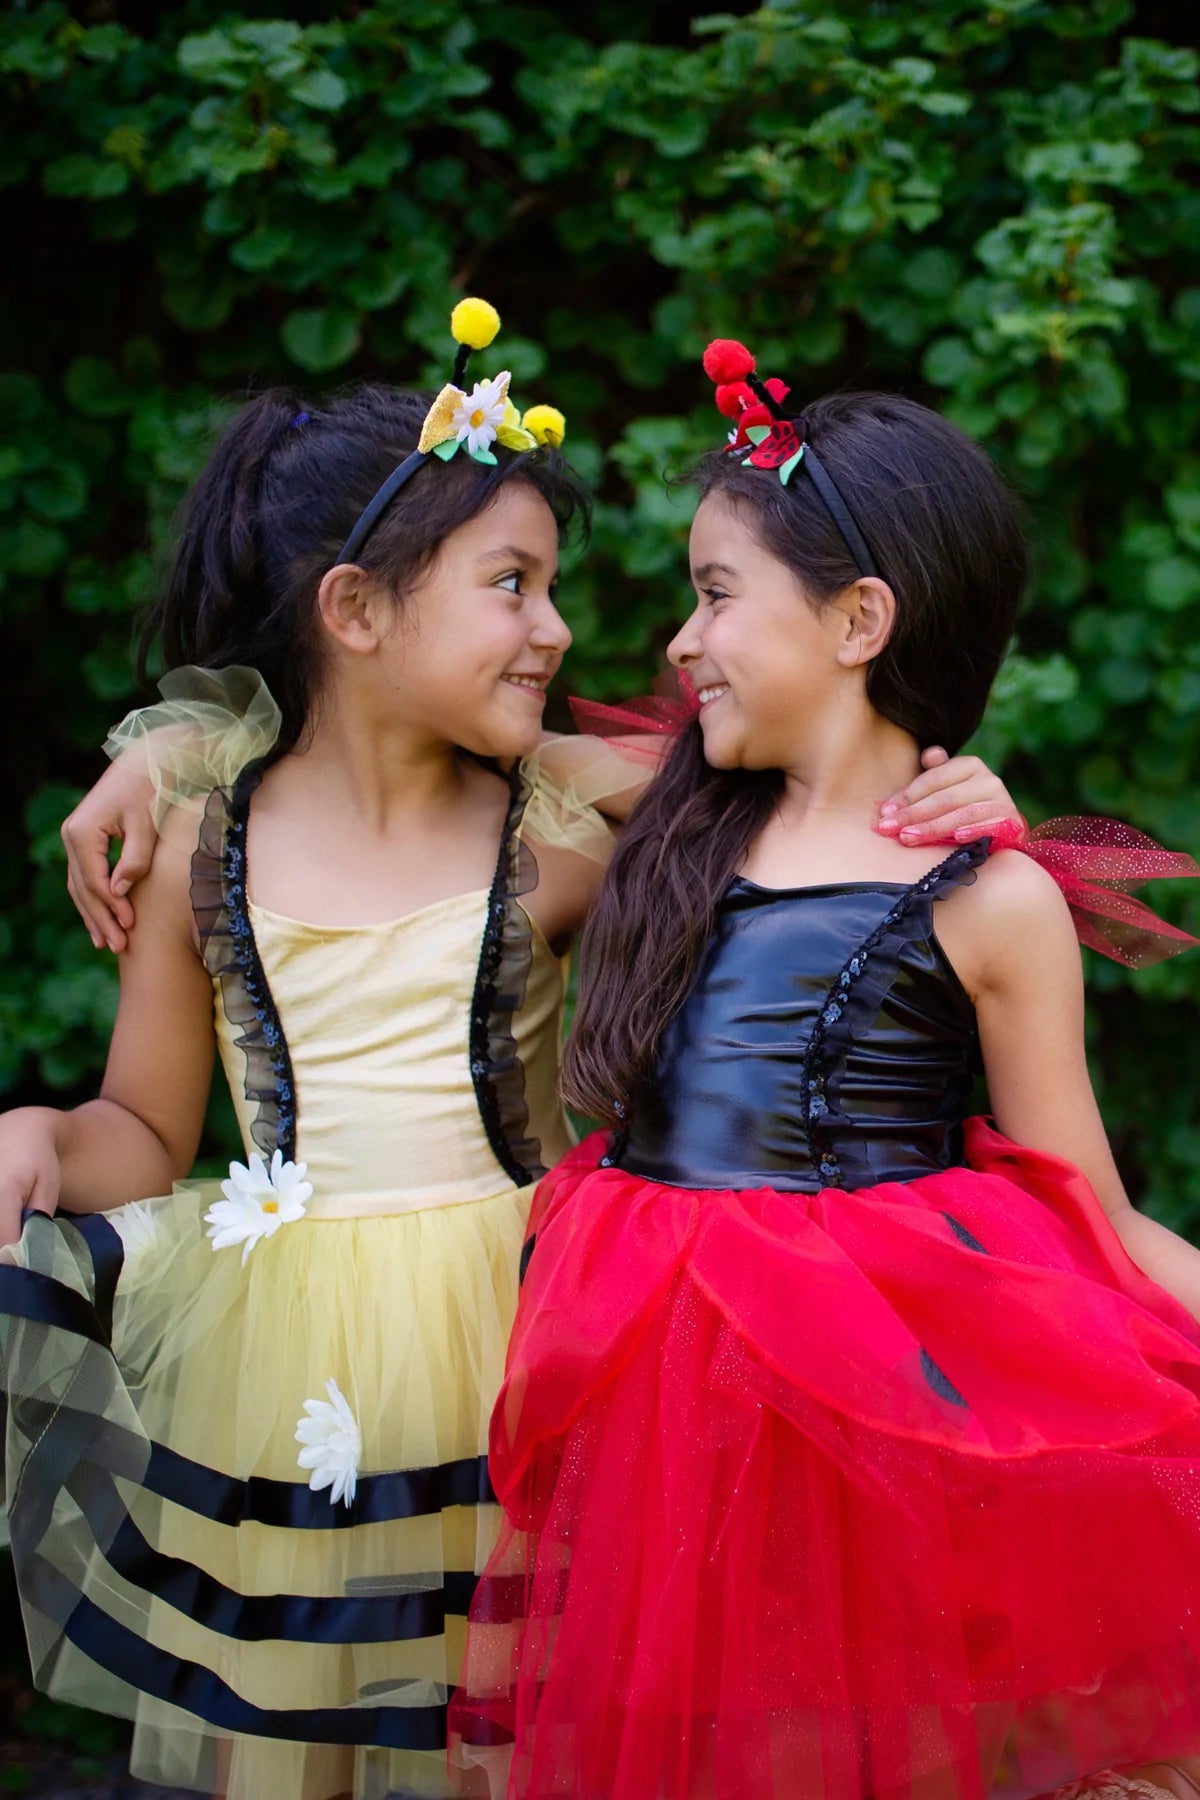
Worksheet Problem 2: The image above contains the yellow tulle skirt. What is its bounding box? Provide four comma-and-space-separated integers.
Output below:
0, 1177, 531, 1799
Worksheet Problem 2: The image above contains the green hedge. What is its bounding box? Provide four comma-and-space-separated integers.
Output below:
3, 0, 1200, 1226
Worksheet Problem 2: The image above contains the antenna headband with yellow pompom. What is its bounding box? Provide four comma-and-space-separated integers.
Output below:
334, 298, 567, 567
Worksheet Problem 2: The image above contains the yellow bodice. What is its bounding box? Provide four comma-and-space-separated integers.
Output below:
212, 893, 571, 1215
195, 759, 585, 1218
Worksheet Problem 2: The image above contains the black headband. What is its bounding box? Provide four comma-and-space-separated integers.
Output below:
796, 443, 879, 578
334, 448, 429, 567
744, 372, 881, 580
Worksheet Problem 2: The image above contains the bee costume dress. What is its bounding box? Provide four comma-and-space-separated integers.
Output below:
0, 306, 611, 1800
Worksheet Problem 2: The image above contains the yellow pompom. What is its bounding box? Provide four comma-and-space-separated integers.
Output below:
522, 404, 566, 448
450, 297, 501, 351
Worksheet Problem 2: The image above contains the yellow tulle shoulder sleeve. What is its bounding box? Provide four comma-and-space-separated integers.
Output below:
518, 736, 641, 865
104, 666, 282, 835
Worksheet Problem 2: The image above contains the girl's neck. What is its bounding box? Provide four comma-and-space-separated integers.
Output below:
776, 709, 921, 831
738, 711, 936, 891
285, 696, 476, 833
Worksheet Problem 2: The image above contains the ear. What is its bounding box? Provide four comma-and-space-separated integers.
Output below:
316, 564, 388, 656
834, 577, 897, 669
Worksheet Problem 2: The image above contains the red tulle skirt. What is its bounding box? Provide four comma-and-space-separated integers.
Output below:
448, 1122, 1200, 1800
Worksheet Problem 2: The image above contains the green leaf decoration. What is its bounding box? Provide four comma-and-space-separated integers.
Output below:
432, 439, 461, 461
778, 448, 805, 486
469, 447, 498, 465
745, 424, 771, 445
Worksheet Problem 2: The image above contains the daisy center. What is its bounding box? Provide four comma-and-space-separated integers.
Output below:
262, 1199, 279, 1213
470, 408, 487, 428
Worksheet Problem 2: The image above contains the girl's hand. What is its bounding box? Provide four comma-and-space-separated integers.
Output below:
0, 1108, 62, 1248
876, 747, 1023, 847
62, 761, 159, 953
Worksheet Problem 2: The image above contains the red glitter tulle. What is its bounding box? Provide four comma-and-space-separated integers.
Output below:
567, 672, 700, 763
1018, 817, 1199, 968
449, 1126, 1200, 1800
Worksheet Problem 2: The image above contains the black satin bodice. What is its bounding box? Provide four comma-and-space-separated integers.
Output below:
617, 842, 987, 1194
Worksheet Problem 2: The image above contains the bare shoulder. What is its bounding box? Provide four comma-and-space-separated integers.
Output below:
937, 848, 1078, 1000
962, 846, 1072, 926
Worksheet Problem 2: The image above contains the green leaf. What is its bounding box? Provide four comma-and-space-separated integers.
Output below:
280, 305, 362, 372
1145, 556, 1200, 612
64, 356, 132, 418
25, 462, 89, 522
290, 68, 349, 111
433, 439, 461, 461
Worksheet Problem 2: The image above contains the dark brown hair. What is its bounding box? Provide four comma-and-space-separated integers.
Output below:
141, 384, 589, 754
562, 390, 1027, 1124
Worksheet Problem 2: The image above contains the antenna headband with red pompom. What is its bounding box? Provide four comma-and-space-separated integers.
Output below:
702, 339, 880, 580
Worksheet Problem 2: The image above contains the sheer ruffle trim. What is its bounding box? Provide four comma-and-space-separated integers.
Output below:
105, 666, 281, 845
517, 743, 622, 865
803, 841, 986, 1190
470, 769, 547, 1188
191, 767, 297, 1160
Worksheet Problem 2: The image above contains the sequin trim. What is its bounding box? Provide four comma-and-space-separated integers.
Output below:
191, 765, 297, 1161
801, 844, 987, 1189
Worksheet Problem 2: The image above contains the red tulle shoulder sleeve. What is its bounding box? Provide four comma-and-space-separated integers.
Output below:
992, 815, 1199, 969
567, 672, 700, 766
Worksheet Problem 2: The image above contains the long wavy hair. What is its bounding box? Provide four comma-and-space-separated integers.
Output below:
562, 390, 1027, 1125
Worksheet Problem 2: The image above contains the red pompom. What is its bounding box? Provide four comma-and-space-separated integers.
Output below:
762, 376, 791, 406
714, 380, 752, 420
702, 339, 755, 385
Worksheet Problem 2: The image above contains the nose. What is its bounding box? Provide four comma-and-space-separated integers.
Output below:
667, 601, 704, 670
530, 592, 572, 657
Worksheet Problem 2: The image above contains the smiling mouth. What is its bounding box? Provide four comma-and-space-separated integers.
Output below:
697, 683, 729, 707
501, 674, 549, 695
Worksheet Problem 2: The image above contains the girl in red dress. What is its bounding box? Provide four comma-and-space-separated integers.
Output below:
449, 352, 1200, 1800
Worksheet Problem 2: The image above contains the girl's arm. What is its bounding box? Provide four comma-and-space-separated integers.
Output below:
947, 852, 1200, 1319
62, 755, 158, 952
0, 835, 214, 1243
534, 732, 1023, 835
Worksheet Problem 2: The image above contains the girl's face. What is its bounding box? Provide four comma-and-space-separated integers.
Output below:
670, 491, 850, 771
371, 480, 572, 760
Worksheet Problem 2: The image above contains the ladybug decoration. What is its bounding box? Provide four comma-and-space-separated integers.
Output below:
702, 338, 805, 484
748, 420, 802, 470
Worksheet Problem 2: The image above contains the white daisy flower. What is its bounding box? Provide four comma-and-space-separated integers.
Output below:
295, 1378, 361, 1508
451, 371, 510, 455
113, 1199, 158, 1257
204, 1149, 312, 1264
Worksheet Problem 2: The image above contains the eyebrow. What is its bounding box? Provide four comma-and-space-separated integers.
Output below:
477, 543, 545, 567
692, 561, 740, 582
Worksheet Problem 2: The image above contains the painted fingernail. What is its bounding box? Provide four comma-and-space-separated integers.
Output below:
879, 801, 899, 817
875, 818, 900, 836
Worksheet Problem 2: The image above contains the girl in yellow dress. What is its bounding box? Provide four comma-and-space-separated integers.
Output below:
0, 302, 1018, 1800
